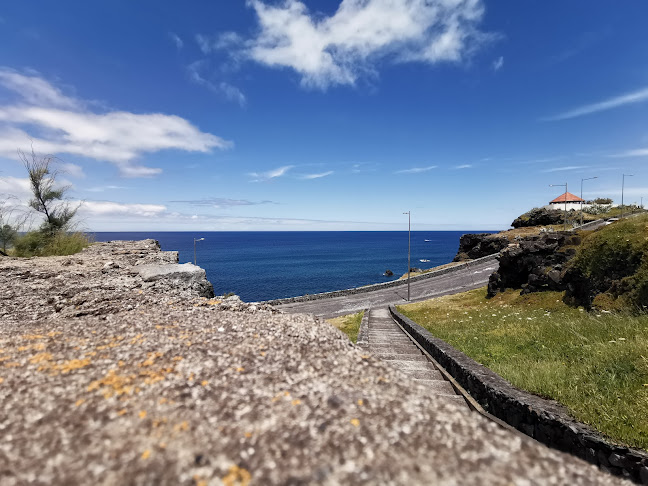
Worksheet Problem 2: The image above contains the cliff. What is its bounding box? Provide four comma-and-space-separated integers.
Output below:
0, 241, 622, 484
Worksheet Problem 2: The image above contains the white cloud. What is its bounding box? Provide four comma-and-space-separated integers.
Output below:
492, 56, 503, 71
249, 165, 294, 182
395, 165, 437, 174
187, 61, 247, 106
541, 165, 587, 173
300, 170, 334, 180
545, 86, 648, 121
237, 0, 492, 89
79, 201, 167, 218
0, 67, 81, 110
0, 68, 231, 177
196, 32, 243, 54
169, 32, 184, 49
455, 164, 473, 169
59, 162, 85, 178
0, 176, 32, 201
85, 185, 129, 193
610, 148, 648, 158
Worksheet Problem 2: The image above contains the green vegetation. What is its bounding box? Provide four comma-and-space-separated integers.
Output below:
327, 311, 364, 343
398, 288, 648, 450
9, 149, 91, 257
13, 231, 92, 257
567, 214, 648, 310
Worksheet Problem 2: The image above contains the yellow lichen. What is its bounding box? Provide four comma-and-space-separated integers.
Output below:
141, 449, 151, 460
350, 418, 360, 427
139, 410, 147, 419
222, 465, 251, 486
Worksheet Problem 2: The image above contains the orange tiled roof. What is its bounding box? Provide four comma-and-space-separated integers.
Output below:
550, 192, 585, 203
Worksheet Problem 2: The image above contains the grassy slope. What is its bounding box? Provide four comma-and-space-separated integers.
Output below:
398, 288, 648, 450
327, 312, 364, 343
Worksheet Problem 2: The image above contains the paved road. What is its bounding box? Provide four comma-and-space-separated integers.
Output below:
277, 258, 498, 318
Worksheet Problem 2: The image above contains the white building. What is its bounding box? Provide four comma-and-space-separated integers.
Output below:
545, 192, 586, 211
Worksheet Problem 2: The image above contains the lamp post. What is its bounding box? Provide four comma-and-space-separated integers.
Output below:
580, 176, 597, 227
403, 211, 411, 301
193, 237, 205, 265
550, 183, 568, 230
622, 174, 633, 219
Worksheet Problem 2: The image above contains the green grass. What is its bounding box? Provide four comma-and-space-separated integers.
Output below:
327, 311, 364, 343
398, 288, 648, 450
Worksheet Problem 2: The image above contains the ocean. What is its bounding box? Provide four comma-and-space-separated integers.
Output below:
92, 231, 487, 302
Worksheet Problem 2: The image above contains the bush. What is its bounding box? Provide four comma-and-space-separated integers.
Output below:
14, 231, 92, 257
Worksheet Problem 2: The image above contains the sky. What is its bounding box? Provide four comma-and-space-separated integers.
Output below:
1, 0, 647, 232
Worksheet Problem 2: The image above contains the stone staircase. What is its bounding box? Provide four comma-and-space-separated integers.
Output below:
364, 307, 468, 408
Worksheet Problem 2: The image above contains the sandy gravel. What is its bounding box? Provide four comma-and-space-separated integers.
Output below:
0, 241, 628, 485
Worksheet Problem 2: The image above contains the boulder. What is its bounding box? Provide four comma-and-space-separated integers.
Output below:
384, 269, 393, 277
138, 263, 214, 298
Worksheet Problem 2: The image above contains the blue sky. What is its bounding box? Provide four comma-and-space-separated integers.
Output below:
1, 1, 647, 231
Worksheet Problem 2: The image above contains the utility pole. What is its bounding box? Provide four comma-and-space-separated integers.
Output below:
193, 237, 205, 265
580, 176, 597, 227
403, 211, 411, 301
622, 174, 633, 219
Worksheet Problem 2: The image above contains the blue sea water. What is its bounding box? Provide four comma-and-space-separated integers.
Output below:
92, 231, 486, 302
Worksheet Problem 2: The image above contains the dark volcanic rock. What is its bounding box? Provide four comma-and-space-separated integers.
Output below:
384, 269, 394, 277
511, 207, 568, 228
487, 232, 581, 297
453, 233, 509, 262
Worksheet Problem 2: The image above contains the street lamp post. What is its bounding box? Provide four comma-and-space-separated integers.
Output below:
403, 211, 411, 301
580, 176, 597, 227
622, 174, 633, 219
550, 183, 568, 230
193, 237, 205, 265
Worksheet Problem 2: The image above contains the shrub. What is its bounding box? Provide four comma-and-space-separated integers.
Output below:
14, 231, 92, 257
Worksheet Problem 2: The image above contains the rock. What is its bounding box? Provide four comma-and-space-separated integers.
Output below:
453, 233, 509, 262
487, 232, 578, 298
101, 261, 120, 273
138, 263, 214, 298
384, 269, 393, 277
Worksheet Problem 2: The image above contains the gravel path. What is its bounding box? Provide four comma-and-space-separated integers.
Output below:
0, 241, 627, 484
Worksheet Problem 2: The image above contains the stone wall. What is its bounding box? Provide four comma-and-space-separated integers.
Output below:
389, 306, 648, 484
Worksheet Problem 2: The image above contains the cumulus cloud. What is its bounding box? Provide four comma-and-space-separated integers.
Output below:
0, 68, 231, 177
222, 0, 493, 89
196, 32, 244, 54
395, 165, 437, 174
249, 165, 294, 182
59, 162, 85, 178
545, 86, 648, 121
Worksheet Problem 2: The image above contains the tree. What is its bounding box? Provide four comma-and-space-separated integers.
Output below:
19, 148, 78, 235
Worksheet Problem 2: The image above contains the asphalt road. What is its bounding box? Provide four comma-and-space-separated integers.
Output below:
277, 258, 499, 318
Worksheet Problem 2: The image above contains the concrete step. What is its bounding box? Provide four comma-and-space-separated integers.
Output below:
413, 379, 456, 394
405, 369, 444, 380
434, 394, 469, 408
373, 354, 427, 362
369, 345, 422, 355
390, 361, 438, 372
